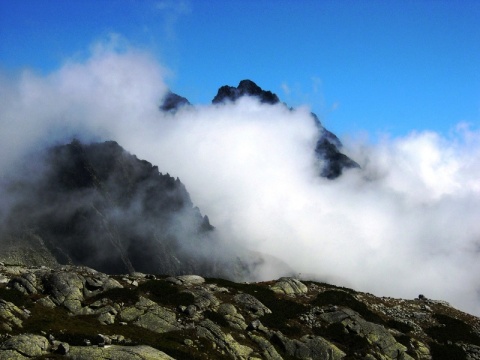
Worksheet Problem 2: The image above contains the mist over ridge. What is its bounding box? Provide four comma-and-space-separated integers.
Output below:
1, 42, 480, 316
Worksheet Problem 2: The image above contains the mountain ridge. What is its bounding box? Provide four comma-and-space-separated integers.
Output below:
162, 79, 359, 179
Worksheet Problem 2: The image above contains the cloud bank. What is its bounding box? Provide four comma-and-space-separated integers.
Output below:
1, 42, 480, 315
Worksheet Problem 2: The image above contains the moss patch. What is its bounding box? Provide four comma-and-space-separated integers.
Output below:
429, 342, 466, 360
138, 279, 195, 306
0, 286, 32, 307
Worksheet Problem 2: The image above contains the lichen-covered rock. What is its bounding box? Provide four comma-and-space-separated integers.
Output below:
43, 271, 86, 313
66, 344, 175, 359
1, 264, 480, 360
186, 287, 220, 311
166, 275, 205, 286
271, 331, 346, 360
98, 312, 116, 325
270, 278, 308, 296
42, 267, 122, 314
248, 333, 283, 360
320, 308, 413, 359
300, 335, 346, 359
197, 319, 253, 359
119, 296, 180, 333
0, 300, 29, 331
119, 306, 144, 322
234, 293, 271, 317
35, 295, 57, 308
218, 303, 247, 330
0, 334, 50, 358
9, 272, 39, 295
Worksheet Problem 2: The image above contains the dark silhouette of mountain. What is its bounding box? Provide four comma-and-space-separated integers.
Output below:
310, 113, 360, 179
163, 79, 358, 178
212, 79, 280, 105
0, 140, 271, 279
160, 91, 190, 112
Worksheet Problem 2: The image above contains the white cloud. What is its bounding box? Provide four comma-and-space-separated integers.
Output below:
155, 0, 191, 40
2, 43, 480, 316
281, 82, 291, 95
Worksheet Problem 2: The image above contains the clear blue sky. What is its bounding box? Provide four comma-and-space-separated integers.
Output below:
1, 0, 479, 138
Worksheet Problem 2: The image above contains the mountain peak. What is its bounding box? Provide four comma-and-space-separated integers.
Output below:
212, 79, 280, 105
160, 92, 191, 112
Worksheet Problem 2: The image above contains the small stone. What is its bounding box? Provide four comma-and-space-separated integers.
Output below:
56, 342, 70, 355
95, 334, 111, 346
186, 304, 197, 317
184, 339, 194, 346
98, 312, 115, 325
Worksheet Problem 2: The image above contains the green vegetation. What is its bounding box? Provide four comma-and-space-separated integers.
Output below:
0, 286, 31, 307
426, 313, 480, 346
386, 319, 414, 334
85, 286, 139, 306
304, 281, 355, 293
429, 342, 466, 360
204, 310, 229, 328
137, 279, 195, 306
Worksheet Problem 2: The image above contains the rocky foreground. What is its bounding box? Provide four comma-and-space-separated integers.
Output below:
1, 263, 479, 359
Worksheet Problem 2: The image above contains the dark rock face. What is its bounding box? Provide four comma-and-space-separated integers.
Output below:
315, 134, 360, 179
212, 79, 280, 105
0, 140, 247, 279
160, 92, 190, 112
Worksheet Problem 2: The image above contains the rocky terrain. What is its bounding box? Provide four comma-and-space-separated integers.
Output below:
1, 263, 479, 360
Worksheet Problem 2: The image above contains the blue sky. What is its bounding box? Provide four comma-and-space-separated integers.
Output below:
1, 0, 479, 139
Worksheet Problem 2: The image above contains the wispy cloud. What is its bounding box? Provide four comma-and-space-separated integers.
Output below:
155, 0, 191, 40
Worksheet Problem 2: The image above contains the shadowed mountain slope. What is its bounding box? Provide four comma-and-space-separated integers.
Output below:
0, 140, 274, 279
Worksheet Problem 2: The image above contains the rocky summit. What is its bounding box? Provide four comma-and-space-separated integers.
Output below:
1, 263, 480, 360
